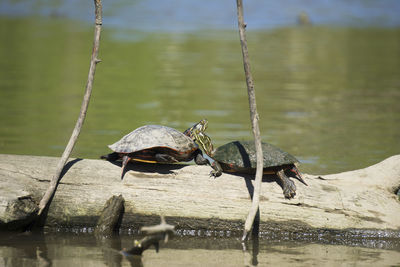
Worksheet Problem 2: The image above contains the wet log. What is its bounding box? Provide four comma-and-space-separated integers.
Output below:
0, 154, 399, 237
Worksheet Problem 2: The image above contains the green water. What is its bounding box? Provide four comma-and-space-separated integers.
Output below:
0, 17, 400, 175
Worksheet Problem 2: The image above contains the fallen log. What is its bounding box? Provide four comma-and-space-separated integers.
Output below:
0, 154, 399, 238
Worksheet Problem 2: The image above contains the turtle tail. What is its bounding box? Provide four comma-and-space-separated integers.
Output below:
100, 152, 120, 162
121, 155, 131, 180
291, 166, 308, 186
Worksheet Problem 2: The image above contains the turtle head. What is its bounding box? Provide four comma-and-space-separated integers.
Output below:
183, 119, 214, 157
195, 132, 215, 158
183, 119, 208, 139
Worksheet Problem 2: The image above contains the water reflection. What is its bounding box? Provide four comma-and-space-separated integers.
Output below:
96, 236, 124, 267
0, 232, 50, 267
242, 232, 260, 267
2, 232, 400, 267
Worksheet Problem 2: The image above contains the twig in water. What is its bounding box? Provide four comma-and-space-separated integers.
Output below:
235, 0, 264, 241
122, 216, 175, 256
37, 0, 103, 216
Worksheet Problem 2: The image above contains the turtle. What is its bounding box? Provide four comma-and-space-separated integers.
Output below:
194, 132, 307, 199
101, 120, 210, 179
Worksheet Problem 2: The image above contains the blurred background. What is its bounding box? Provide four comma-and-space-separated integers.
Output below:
0, 0, 399, 174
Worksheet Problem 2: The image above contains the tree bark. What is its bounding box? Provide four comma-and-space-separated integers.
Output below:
38, 0, 103, 215
236, 0, 264, 241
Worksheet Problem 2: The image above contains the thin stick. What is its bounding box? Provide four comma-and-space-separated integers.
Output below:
38, 0, 103, 215
236, 0, 264, 241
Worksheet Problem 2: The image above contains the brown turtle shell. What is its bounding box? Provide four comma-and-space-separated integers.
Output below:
109, 125, 198, 161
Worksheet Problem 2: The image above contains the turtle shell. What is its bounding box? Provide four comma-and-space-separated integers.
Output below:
213, 140, 299, 170
109, 125, 197, 154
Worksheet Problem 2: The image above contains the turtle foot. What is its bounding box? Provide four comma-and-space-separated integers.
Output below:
210, 162, 223, 178
210, 170, 221, 178
283, 180, 296, 199
277, 170, 296, 199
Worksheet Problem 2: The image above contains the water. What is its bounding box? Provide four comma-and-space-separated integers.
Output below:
1, 232, 400, 267
0, 16, 399, 174
1, 1, 400, 265
1, 0, 400, 31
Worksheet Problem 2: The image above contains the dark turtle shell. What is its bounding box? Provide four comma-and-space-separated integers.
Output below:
213, 140, 299, 170
109, 125, 197, 158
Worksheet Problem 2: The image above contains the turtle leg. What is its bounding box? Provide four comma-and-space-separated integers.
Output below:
276, 169, 296, 199
155, 154, 179, 163
121, 155, 131, 180
210, 161, 223, 178
194, 150, 210, 165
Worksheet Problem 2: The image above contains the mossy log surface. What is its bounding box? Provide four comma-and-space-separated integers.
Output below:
0, 154, 399, 237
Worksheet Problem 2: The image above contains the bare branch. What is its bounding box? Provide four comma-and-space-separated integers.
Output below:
38, 0, 103, 215
236, 0, 264, 241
